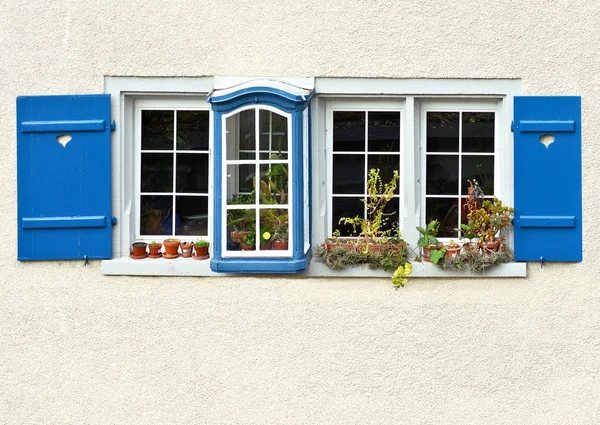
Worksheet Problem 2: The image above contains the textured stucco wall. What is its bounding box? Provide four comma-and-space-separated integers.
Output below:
1, 1, 600, 423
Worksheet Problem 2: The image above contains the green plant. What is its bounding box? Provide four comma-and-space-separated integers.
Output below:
391, 262, 412, 289
263, 209, 289, 242
416, 220, 440, 248
338, 168, 400, 243
455, 223, 476, 243
194, 240, 209, 248
226, 194, 255, 232
439, 248, 514, 273
315, 241, 408, 272
468, 198, 514, 242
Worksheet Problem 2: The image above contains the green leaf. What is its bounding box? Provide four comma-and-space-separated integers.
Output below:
430, 247, 446, 264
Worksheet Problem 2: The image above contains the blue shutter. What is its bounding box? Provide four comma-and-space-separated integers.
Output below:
513, 96, 581, 262
17, 94, 113, 260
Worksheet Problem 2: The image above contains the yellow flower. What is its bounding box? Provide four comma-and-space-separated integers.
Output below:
263, 232, 271, 240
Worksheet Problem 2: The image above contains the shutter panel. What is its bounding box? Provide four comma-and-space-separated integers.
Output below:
17, 94, 113, 260
513, 96, 581, 262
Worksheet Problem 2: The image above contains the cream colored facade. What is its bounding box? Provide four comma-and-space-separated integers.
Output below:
2, 1, 600, 423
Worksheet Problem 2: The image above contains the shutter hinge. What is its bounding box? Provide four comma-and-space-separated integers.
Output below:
111, 217, 117, 225
540, 256, 544, 268
110, 120, 116, 131
510, 121, 515, 133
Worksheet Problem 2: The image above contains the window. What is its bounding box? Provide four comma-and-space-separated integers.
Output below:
135, 98, 211, 242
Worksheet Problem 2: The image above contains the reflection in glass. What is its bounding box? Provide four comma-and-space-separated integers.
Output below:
259, 110, 288, 159
176, 196, 208, 236
367, 154, 400, 195
332, 197, 364, 236
426, 197, 459, 238
333, 154, 364, 194
333, 111, 365, 152
427, 112, 459, 152
260, 163, 288, 205
140, 195, 173, 236
461, 156, 494, 195
426, 155, 459, 195
226, 208, 256, 251
226, 164, 256, 202
141, 153, 173, 192
142, 110, 174, 150
226, 109, 255, 160
261, 208, 289, 248
462, 112, 494, 153
177, 110, 209, 151
368, 111, 400, 152
176, 153, 208, 193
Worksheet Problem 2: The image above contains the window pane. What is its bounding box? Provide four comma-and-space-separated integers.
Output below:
226, 208, 255, 251
261, 208, 288, 245
333, 111, 365, 152
461, 155, 494, 195
368, 111, 400, 152
142, 110, 174, 150
260, 163, 288, 205
141, 153, 173, 193
333, 154, 364, 194
177, 110, 209, 151
426, 155, 458, 195
367, 154, 400, 195
259, 110, 288, 159
140, 195, 173, 236
176, 196, 208, 236
226, 164, 256, 202
176, 153, 208, 193
427, 112, 459, 152
462, 112, 494, 153
332, 197, 364, 236
226, 109, 255, 160
425, 198, 459, 238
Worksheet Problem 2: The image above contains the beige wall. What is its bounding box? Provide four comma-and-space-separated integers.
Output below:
1, 1, 600, 423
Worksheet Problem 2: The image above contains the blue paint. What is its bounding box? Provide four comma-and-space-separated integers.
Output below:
514, 96, 582, 262
208, 85, 313, 273
17, 94, 113, 261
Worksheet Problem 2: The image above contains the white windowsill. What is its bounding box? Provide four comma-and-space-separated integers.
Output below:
101, 257, 527, 278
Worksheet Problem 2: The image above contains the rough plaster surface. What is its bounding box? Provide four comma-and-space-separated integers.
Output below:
1, 1, 600, 423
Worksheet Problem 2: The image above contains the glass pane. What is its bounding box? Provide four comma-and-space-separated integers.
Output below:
260, 163, 288, 205
461, 156, 494, 195
261, 209, 289, 248
380, 197, 400, 235
141, 153, 173, 193
140, 195, 173, 236
426, 155, 459, 195
259, 110, 288, 159
462, 112, 494, 153
332, 197, 364, 236
176, 196, 208, 236
142, 110, 174, 150
333, 111, 365, 152
427, 112, 459, 152
425, 198, 459, 238
226, 164, 256, 203
368, 111, 400, 152
226, 109, 255, 160
333, 154, 364, 194
177, 110, 209, 151
176, 153, 208, 193
367, 154, 400, 195
226, 208, 256, 251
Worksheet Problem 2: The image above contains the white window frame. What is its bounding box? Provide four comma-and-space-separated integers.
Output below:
134, 98, 212, 242
220, 104, 293, 258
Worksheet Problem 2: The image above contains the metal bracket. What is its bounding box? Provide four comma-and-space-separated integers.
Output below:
510, 121, 515, 133
110, 120, 116, 131
111, 217, 117, 225
540, 256, 544, 268
83, 255, 88, 267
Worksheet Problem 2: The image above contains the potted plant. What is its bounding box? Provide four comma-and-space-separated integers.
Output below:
227, 194, 254, 243
180, 241, 194, 257
469, 198, 514, 253
259, 228, 272, 250
131, 242, 147, 259
163, 238, 180, 258
455, 223, 479, 254
194, 240, 210, 259
416, 220, 444, 263
272, 217, 289, 250
445, 239, 461, 259
148, 241, 162, 258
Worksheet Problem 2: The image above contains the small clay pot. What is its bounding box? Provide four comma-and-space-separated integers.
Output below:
240, 243, 253, 251
480, 240, 501, 254
163, 239, 181, 256
422, 245, 443, 262
132, 242, 147, 257
445, 244, 461, 259
272, 240, 288, 250
181, 242, 193, 258
148, 243, 162, 258
194, 245, 209, 257
230, 231, 250, 243
260, 242, 272, 251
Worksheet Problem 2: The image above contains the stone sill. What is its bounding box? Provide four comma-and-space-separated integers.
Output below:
101, 257, 527, 278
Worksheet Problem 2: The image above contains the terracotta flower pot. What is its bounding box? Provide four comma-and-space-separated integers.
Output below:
148, 243, 162, 258
180, 242, 193, 258
260, 242, 272, 250
163, 239, 181, 256
194, 245, 209, 257
132, 242, 147, 257
445, 244, 461, 259
230, 231, 250, 243
422, 245, 443, 262
480, 240, 501, 254
272, 240, 288, 250
240, 243, 253, 251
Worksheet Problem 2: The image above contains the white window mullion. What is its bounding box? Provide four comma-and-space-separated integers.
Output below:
458, 111, 463, 231
402, 96, 419, 246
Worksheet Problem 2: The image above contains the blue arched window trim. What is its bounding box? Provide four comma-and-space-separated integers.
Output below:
208, 85, 314, 273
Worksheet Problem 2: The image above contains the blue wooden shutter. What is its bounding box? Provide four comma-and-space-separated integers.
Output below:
17, 94, 113, 260
513, 96, 581, 262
